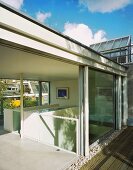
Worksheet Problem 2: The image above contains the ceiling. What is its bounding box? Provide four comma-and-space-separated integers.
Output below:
0, 44, 79, 81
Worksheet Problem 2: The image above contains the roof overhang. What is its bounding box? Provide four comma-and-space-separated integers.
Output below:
0, 2, 127, 80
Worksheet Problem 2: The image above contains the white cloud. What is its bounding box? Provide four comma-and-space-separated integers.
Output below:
79, 0, 133, 13
1, 0, 23, 9
36, 11, 51, 23
63, 22, 107, 46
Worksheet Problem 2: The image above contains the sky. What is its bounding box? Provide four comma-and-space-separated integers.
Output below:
1, 0, 133, 46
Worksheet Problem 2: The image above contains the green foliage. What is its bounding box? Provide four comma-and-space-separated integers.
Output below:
23, 96, 38, 107
3, 96, 38, 109
3, 98, 13, 109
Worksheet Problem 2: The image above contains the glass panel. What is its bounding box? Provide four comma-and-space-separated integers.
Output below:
13, 110, 20, 131
112, 39, 121, 48
39, 115, 77, 152
23, 81, 39, 107
93, 43, 100, 51
105, 40, 114, 50
110, 51, 120, 57
121, 50, 127, 56
23, 107, 78, 153
103, 53, 111, 58
98, 42, 107, 51
30, 81, 39, 94
89, 69, 114, 144
42, 82, 49, 105
120, 37, 129, 47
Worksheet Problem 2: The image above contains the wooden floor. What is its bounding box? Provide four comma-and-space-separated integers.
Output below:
80, 127, 133, 170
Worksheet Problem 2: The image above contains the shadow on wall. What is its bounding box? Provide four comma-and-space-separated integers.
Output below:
23, 107, 78, 153
39, 108, 78, 152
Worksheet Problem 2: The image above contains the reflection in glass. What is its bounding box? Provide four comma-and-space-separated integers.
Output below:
54, 118, 76, 152
89, 69, 115, 143
39, 113, 77, 152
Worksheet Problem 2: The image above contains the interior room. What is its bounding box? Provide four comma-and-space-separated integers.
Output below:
0, 43, 80, 153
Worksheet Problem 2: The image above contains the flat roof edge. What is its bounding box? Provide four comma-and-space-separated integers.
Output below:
0, 1, 94, 52
0, 1, 127, 69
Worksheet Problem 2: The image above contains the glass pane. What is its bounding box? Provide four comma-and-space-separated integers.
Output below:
103, 53, 111, 58
112, 39, 121, 48
121, 50, 126, 56
23, 96, 38, 107
105, 40, 114, 50
120, 37, 129, 47
23, 81, 39, 107
39, 115, 77, 152
89, 69, 114, 144
23, 107, 78, 153
30, 81, 39, 94
93, 43, 100, 51
98, 42, 107, 51
110, 51, 120, 57
42, 82, 49, 105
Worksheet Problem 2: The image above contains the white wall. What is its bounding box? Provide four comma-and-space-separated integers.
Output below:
50, 80, 78, 107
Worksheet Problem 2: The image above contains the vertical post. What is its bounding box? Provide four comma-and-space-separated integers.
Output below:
79, 66, 84, 155
39, 81, 42, 106
0, 99, 3, 115
123, 76, 128, 126
84, 66, 89, 156
116, 76, 122, 130
76, 119, 79, 155
48, 82, 50, 105
20, 73, 24, 138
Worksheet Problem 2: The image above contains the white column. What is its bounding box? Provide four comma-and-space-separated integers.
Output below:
123, 76, 128, 126
84, 66, 89, 156
39, 81, 42, 106
20, 73, 24, 138
116, 76, 122, 130
79, 66, 84, 155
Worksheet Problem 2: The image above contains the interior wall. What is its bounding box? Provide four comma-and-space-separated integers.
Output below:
50, 80, 78, 107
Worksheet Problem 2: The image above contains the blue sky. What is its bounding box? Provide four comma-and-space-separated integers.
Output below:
1, 0, 133, 46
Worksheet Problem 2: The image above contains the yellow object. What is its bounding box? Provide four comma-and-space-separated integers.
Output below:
11, 100, 20, 108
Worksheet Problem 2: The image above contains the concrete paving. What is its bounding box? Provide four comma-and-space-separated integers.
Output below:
0, 129, 77, 170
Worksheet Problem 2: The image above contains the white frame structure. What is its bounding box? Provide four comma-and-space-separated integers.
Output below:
0, 2, 128, 157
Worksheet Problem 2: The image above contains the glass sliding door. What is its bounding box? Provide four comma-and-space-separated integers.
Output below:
89, 69, 115, 144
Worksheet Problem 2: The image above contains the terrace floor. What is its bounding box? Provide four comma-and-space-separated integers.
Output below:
80, 127, 133, 170
0, 125, 77, 170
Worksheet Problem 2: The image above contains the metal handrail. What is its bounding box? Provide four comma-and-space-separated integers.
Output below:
39, 112, 78, 121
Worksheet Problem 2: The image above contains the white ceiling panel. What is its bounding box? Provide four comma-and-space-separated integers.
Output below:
0, 45, 79, 81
